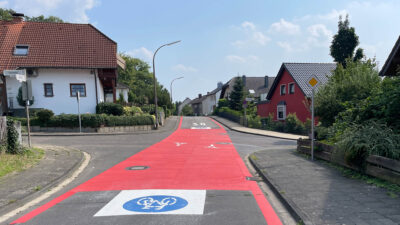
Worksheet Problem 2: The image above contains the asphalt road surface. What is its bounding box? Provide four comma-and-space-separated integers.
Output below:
9, 117, 295, 225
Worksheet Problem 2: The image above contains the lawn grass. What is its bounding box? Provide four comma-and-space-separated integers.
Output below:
0, 147, 44, 178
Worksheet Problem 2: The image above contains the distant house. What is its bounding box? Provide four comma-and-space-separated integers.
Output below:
0, 13, 125, 115
190, 83, 223, 116
220, 75, 275, 101
178, 97, 191, 114
257, 63, 336, 123
380, 36, 400, 77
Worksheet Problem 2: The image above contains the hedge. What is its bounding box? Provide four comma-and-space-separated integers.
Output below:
18, 114, 153, 128
96, 102, 124, 116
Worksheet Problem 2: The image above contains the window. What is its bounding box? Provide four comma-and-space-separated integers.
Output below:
280, 84, 286, 95
277, 105, 286, 120
44, 83, 53, 97
70, 84, 86, 97
13, 45, 29, 56
289, 83, 295, 94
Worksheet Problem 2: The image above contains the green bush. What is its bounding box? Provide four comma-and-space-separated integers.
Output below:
315, 60, 380, 126
123, 106, 143, 116
247, 116, 262, 129
181, 105, 194, 116
96, 102, 124, 116
337, 121, 400, 168
217, 98, 229, 108
140, 104, 163, 115
6, 119, 23, 154
284, 113, 306, 134
30, 113, 154, 128
36, 109, 54, 124
104, 115, 154, 126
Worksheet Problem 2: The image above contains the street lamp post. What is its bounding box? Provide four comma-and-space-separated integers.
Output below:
170, 76, 184, 103
152, 40, 181, 129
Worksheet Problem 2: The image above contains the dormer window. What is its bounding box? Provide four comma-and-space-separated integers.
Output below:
14, 45, 29, 56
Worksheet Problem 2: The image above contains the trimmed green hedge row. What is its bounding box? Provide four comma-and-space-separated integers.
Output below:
10, 114, 154, 128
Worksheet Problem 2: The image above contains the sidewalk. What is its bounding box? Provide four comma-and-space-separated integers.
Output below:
214, 116, 400, 225
0, 145, 84, 218
211, 116, 307, 140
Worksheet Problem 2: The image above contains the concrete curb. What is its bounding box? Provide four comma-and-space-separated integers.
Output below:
23, 116, 180, 137
211, 116, 302, 141
0, 147, 87, 223
249, 153, 314, 225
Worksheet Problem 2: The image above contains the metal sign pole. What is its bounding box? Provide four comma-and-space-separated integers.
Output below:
311, 88, 315, 161
25, 100, 31, 148
77, 92, 82, 133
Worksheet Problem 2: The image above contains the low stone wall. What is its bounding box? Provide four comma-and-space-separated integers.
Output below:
31, 125, 153, 133
297, 139, 400, 185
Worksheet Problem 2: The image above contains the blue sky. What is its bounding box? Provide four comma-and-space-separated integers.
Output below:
2, 0, 399, 102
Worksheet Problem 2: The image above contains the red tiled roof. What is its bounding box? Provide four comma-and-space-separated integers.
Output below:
0, 19, 118, 73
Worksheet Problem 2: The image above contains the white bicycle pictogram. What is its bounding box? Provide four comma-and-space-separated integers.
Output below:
136, 197, 178, 210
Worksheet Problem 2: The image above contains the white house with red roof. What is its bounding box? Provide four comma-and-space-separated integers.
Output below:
0, 13, 125, 115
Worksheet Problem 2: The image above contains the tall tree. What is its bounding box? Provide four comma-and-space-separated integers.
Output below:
0, 8, 63, 22
330, 15, 364, 66
118, 54, 171, 108
229, 77, 244, 111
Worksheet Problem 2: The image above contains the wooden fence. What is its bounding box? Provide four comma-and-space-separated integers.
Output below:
297, 139, 400, 185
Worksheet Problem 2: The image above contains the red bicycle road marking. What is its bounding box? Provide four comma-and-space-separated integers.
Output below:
12, 117, 282, 225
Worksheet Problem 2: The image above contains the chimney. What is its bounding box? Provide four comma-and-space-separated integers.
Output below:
11, 13, 24, 22
217, 82, 223, 89
242, 75, 246, 87
264, 75, 269, 88
198, 94, 202, 98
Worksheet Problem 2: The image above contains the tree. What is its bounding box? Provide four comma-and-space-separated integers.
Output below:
117, 54, 171, 108
0, 8, 63, 22
315, 59, 380, 126
229, 77, 244, 111
330, 15, 364, 66
181, 104, 193, 116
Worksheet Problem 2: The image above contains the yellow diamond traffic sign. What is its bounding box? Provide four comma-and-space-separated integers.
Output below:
308, 78, 318, 87
307, 75, 320, 88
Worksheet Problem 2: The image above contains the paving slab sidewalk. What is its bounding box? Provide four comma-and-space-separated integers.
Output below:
0, 145, 83, 217
213, 116, 400, 225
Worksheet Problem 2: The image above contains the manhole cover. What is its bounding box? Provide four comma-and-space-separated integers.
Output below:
126, 166, 149, 170
216, 142, 231, 145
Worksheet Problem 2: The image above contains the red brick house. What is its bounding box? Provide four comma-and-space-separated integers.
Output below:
257, 63, 336, 123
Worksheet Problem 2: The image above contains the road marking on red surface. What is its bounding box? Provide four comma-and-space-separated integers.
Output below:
94, 189, 206, 216
12, 117, 282, 225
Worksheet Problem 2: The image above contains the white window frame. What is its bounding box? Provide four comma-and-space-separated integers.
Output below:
280, 84, 286, 95
289, 83, 295, 94
277, 105, 286, 120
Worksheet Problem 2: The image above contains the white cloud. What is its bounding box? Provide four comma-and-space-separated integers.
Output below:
307, 24, 332, 38
241, 21, 255, 30
12, 0, 99, 23
231, 21, 270, 47
172, 64, 198, 73
0, 1, 8, 7
269, 19, 300, 35
297, 9, 348, 23
127, 47, 153, 62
